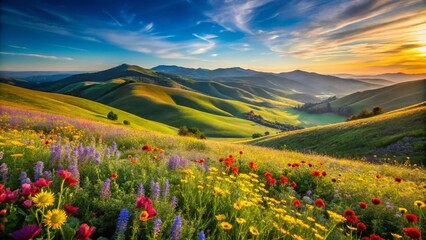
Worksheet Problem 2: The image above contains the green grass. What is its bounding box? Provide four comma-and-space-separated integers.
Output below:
315, 79, 426, 113
0, 83, 176, 134
249, 102, 426, 163
56, 81, 344, 138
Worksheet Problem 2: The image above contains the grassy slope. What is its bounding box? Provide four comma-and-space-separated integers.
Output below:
316, 79, 426, 113
57, 81, 344, 137
249, 102, 426, 163
0, 83, 176, 134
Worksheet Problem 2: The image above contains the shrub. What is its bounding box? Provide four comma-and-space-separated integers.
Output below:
372, 106, 385, 115
265, 131, 270, 136
123, 120, 130, 125
107, 111, 118, 121
252, 133, 263, 138
178, 126, 206, 139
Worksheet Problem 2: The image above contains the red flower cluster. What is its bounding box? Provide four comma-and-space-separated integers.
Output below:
358, 202, 368, 209
194, 159, 205, 163
279, 175, 288, 185
403, 227, 421, 239
57, 170, 78, 187
219, 155, 234, 167
394, 177, 402, 183
362, 234, 384, 240
343, 209, 359, 225
142, 144, 152, 152
232, 167, 239, 175
0, 185, 19, 204
136, 196, 156, 218
405, 213, 417, 223
371, 198, 381, 205
357, 222, 367, 231
310, 170, 321, 177
263, 171, 276, 185
32, 178, 52, 188
248, 161, 257, 171
65, 204, 79, 215
314, 199, 325, 209
289, 181, 297, 188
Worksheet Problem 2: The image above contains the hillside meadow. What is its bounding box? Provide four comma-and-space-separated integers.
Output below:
0, 105, 425, 240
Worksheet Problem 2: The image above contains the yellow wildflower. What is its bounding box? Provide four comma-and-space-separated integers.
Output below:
43, 209, 67, 230
32, 190, 55, 208
249, 226, 260, 235
414, 200, 425, 208
220, 222, 232, 230
391, 233, 402, 238
11, 154, 24, 157
236, 218, 246, 224
215, 214, 226, 221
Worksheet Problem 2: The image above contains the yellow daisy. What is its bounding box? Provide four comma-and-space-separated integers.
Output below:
43, 209, 67, 230
32, 190, 55, 208
414, 200, 425, 208
220, 222, 232, 230
236, 218, 246, 224
215, 214, 226, 221
398, 208, 407, 214
249, 226, 260, 235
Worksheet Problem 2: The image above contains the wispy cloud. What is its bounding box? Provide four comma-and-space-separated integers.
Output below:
8, 45, 28, 50
103, 10, 123, 27
52, 44, 88, 52
0, 51, 74, 60
205, 0, 272, 34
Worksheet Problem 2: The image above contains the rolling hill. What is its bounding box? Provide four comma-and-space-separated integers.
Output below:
336, 72, 426, 82
249, 102, 426, 163
0, 83, 176, 134
313, 79, 426, 114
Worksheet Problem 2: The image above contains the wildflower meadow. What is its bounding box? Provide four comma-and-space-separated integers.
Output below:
0, 106, 425, 239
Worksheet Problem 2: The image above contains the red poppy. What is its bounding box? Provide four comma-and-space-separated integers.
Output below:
267, 177, 277, 185
310, 170, 321, 177
199, 159, 205, 163
358, 202, 367, 209
321, 171, 327, 176
110, 173, 118, 180
394, 177, 402, 183
331, 178, 337, 182
403, 227, 421, 239
290, 181, 297, 188
374, 174, 381, 179
301, 160, 306, 163
65, 177, 78, 187
292, 163, 300, 167
287, 163, 292, 167
65, 204, 79, 215
343, 209, 356, 216
57, 170, 72, 180
371, 198, 381, 205
232, 167, 239, 175
32, 178, 52, 188
293, 199, 300, 208
263, 171, 272, 178
314, 199, 325, 209
357, 223, 366, 231
279, 175, 288, 185
76, 223, 96, 240
219, 158, 224, 162
308, 163, 313, 167
405, 213, 417, 223
343, 209, 359, 225
224, 158, 234, 167
142, 145, 151, 152
369, 234, 385, 240
45, 140, 50, 145
239, 151, 243, 155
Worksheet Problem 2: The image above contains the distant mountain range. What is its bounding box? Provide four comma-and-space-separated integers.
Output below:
0, 71, 85, 82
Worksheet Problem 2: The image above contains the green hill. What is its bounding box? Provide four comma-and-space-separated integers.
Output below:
314, 79, 426, 114
249, 102, 426, 163
0, 83, 176, 134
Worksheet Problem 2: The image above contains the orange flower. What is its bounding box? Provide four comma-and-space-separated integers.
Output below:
139, 211, 150, 221
310, 170, 321, 177
110, 173, 118, 180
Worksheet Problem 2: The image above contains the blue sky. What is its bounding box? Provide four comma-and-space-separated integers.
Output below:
0, 0, 425, 74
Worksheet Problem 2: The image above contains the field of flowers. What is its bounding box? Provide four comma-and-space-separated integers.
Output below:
0, 106, 425, 240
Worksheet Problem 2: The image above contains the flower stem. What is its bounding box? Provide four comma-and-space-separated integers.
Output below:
57, 179, 65, 209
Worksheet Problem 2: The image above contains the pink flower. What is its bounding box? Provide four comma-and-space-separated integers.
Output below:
32, 178, 52, 188
76, 223, 96, 240
65, 204, 79, 215
57, 170, 72, 180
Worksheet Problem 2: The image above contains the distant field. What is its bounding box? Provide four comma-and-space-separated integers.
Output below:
249, 102, 426, 163
279, 108, 345, 127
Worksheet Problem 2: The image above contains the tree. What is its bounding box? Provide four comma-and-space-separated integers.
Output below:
372, 107, 384, 115
264, 131, 270, 136
123, 120, 130, 125
252, 133, 263, 139
107, 111, 118, 121
357, 109, 372, 119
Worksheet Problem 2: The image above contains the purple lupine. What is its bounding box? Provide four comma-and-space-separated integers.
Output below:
114, 209, 129, 240
104, 148, 111, 159
152, 182, 160, 199
110, 141, 117, 153
50, 143, 62, 161
162, 179, 170, 199
198, 231, 205, 240
153, 218, 162, 237
43, 171, 52, 180
34, 161, 44, 181
137, 184, 145, 196
101, 178, 111, 199
0, 163, 7, 183
64, 144, 72, 161
167, 156, 188, 171
171, 196, 178, 209
169, 216, 182, 240
150, 178, 155, 191
115, 150, 121, 159
68, 159, 80, 180
19, 171, 28, 184
95, 152, 101, 164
